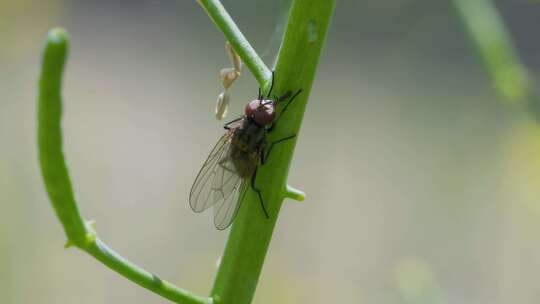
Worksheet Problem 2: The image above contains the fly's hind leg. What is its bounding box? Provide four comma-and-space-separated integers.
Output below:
251, 167, 270, 219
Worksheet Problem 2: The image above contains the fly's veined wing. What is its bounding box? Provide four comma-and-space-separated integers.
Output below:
213, 172, 248, 230
189, 131, 234, 212
190, 126, 251, 229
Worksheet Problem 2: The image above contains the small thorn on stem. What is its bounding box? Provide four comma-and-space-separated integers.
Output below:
64, 239, 75, 249
284, 185, 306, 202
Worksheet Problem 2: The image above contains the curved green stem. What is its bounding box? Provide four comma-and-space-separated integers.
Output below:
38, 28, 208, 304
87, 239, 208, 304
38, 28, 89, 247
197, 0, 272, 89
207, 1, 335, 303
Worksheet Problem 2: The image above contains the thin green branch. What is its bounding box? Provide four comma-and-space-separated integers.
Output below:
208, 1, 335, 303
38, 28, 208, 304
87, 239, 208, 304
454, 0, 540, 119
197, 0, 272, 89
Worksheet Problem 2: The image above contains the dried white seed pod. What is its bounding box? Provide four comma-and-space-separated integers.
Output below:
219, 67, 237, 89
225, 42, 242, 74
215, 41, 243, 120
215, 91, 230, 120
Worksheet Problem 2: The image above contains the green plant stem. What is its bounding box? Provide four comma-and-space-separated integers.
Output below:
38, 28, 208, 304
208, 1, 335, 303
454, 0, 540, 118
87, 239, 208, 304
197, 0, 272, 89
38, 28, 89, 247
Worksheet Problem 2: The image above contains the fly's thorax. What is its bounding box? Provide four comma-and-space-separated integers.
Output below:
236, 119, 267, 149
229, 119, 266, 178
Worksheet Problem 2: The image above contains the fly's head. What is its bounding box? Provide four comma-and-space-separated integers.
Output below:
245, 99, 275, 126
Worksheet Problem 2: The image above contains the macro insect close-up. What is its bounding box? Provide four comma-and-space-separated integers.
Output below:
3, 1, 540, 304
190, 74, 302, 230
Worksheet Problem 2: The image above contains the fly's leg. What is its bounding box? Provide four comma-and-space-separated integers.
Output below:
268, 89, 303, 133
224, 116, 243, 130
274, 91, 292, 103
268, 91, 292, 108
266, 71, 275, 99
276, 89, 302, 120
252, 132, 296, 219
258, 70, 274, 100
261, 135, 296, 165
251, 167, 270, 218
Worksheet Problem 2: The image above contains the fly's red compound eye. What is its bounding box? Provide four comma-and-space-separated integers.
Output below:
253, 100, 275, 125
245, 99, 275, 125
244, 99, 261, 116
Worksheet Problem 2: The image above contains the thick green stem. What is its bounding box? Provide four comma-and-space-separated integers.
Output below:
38, 28, 207, 304
197, 0, 272, 88
209, 1, 335, 303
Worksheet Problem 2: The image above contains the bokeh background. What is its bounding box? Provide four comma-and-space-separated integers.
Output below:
2, 0, 540, 303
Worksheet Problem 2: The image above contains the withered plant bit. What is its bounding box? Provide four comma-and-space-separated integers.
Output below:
215, 42, 243, 120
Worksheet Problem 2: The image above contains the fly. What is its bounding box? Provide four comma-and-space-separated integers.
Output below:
189, 73, 302, 229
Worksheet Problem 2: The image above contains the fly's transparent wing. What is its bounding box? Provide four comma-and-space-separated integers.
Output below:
189, 131, 234, 212
213, 177, 248, 230
189, 129, 248, 229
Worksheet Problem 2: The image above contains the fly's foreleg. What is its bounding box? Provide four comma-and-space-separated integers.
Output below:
257, 71, 275, 100
224, 117, 243, 130
268, 89, 303, 132
266, 71, 275, 99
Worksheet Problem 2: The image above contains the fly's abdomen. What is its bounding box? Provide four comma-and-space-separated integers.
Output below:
230, 138, 259, 178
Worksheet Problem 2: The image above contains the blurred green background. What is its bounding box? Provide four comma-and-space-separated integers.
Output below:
2, 0, 540, 303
